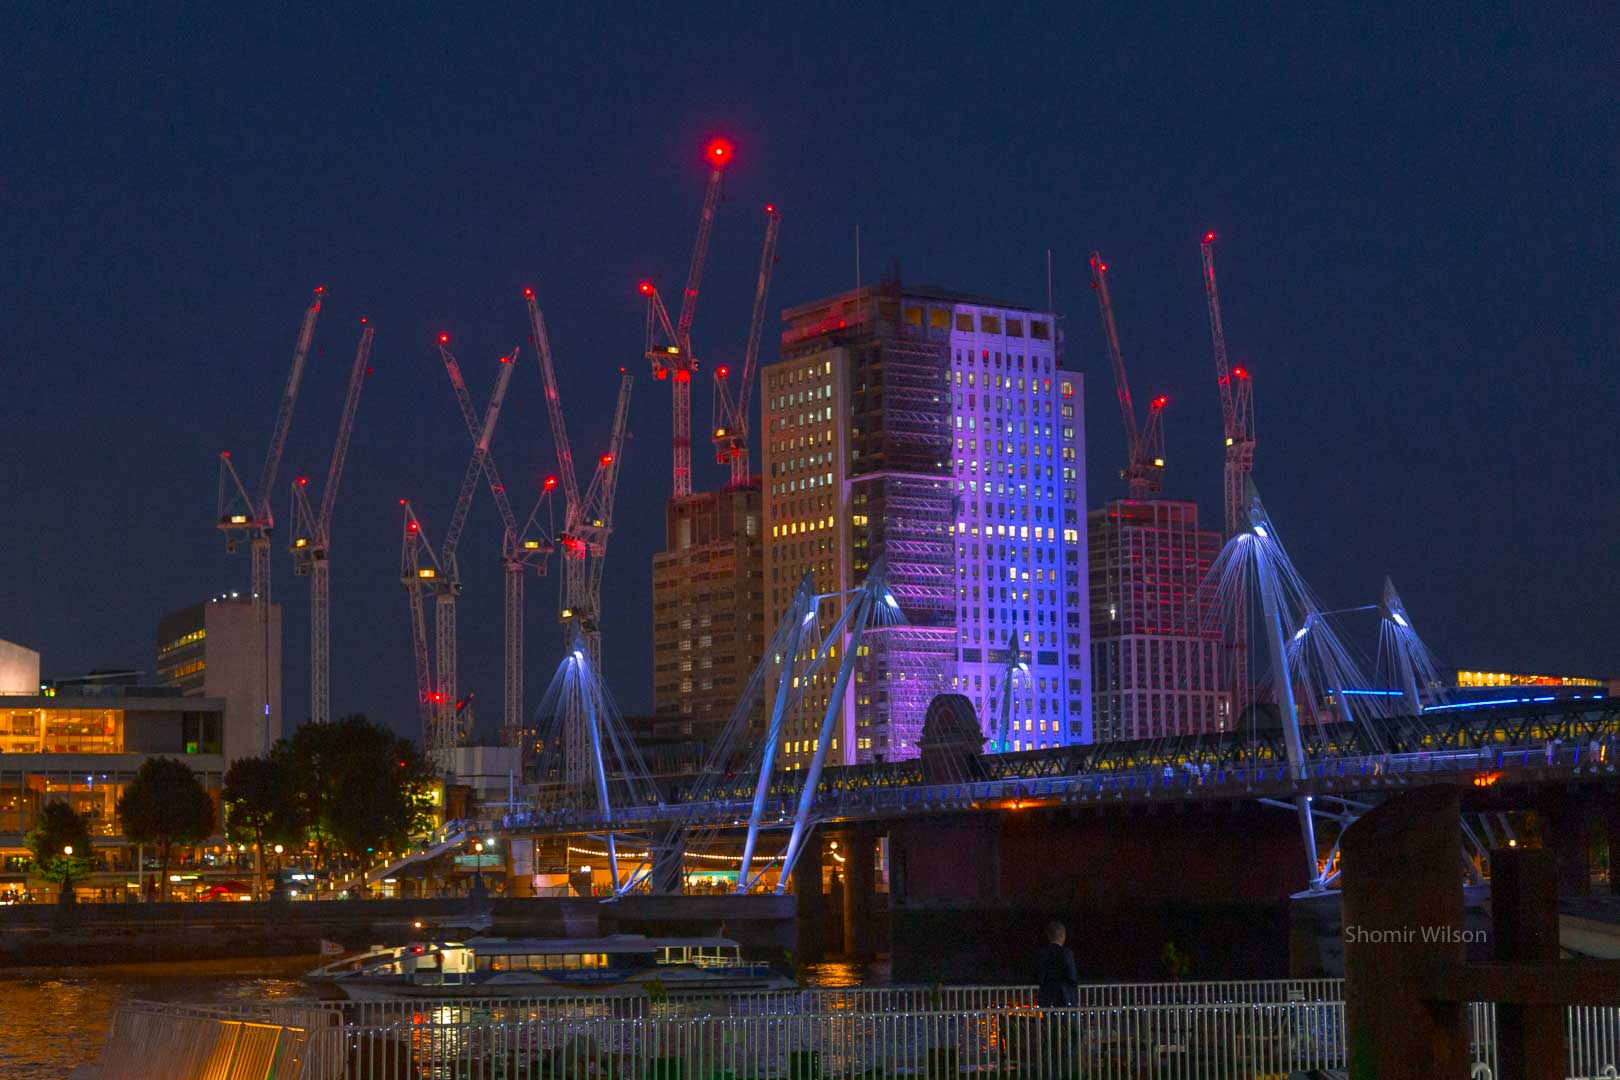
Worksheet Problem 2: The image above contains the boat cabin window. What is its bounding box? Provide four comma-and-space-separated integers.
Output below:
479, 951, 609, 972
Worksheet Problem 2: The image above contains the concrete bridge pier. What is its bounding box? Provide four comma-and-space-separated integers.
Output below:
793, 831, 827, 964
840, 827, 878, 961
1547, 803, 1593, 897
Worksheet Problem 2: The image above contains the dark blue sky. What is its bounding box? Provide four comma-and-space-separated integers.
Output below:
4, 5, 1616, 738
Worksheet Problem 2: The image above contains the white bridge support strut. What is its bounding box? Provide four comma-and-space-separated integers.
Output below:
738, 575, 817, 892
775, 559, 900, 894
1244, 482, 1325, 893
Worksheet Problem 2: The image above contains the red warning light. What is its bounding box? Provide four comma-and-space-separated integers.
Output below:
296, 476, 308, 486
765, 204, 776, 214
1099, 263, 1108, 272
523, 287, 535, 298
1151, 395, 1168, 408
544, 476, 558, 490
600, 453, 614, 466
360, 316, 368, 324
717, 365, 730, 377
500, 353, 512, 363
655, 369, 668, 380
222, 451, 231, 458
638, 281, 654, 296
366, 366, 374, 376
313, 286, 325, 294
705, 138, 733, 166
407, 521, 418, 531
439, 333, 449, 344
674, 370, 690, 383
1203, 231, 1216, 243
1233, 366, 1249, 379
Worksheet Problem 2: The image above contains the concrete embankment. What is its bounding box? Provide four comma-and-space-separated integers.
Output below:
0, 894, 795, 966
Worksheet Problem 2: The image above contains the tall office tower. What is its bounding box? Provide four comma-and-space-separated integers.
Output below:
1087, 499, 1225, 741
155, 596, 283, 762
762, 283, 1092, 767
650, 483, 767, 745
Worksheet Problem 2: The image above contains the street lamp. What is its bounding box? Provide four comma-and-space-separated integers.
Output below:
62, 845, 73, 856
470, 841, 489, 899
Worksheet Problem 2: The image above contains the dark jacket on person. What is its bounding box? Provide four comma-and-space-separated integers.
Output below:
1034, 941, 1078, 1007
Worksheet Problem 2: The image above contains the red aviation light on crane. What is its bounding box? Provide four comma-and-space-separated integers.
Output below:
1203, 231, 1216, 243
523, 287, 535, 299
296, 476, 309, 486
438, 333, 449, 344
765, 204, 776, 214
638, 281, 654, 296
716, 365, 730, 378
313, 286, 325, 295
1233, 366, 1250, 379
1151, 395, 1168, 409
705, 138, 734, 167
543, 476, 558, 490
599, 453, 614, 466
499, 353, 512, 364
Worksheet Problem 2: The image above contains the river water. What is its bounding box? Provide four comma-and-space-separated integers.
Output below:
0, 958, 890, 1078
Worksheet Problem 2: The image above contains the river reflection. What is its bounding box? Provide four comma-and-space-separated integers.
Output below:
0, 957, 889, 1078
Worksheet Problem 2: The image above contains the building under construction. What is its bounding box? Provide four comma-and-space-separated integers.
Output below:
650, 484, 766, 744
1087, 499, 1225, 741
763, 282, 1091, 765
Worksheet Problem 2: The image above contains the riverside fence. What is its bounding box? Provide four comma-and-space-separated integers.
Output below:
98, 979, 1620, 1079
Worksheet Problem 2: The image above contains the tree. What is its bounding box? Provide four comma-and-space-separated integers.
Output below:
282, 715, 435, 884
223, 754, 302, 899
117, 758, 215, 902
25, 801, 93, 904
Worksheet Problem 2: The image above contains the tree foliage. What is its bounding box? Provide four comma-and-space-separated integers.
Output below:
117, 757, 215, 901
25, 801, 93, 898
280, 714, 434, 866
223, 753, 302, 897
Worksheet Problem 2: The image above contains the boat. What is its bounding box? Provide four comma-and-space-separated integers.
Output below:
304, 934, 791, 999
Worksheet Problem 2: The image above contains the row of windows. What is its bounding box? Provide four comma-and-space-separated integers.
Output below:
159, 628, 206, 655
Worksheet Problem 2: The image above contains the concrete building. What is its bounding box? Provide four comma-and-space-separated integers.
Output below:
155, 597, 282, 762
1, 659, 227, 888
762, 283, 1091, 767
650, 484, 766, 744
0, 639, 40, 695
1087, 499, 1226, 741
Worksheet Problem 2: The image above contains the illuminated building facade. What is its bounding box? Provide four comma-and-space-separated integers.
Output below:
155, 597, 282, 761
0, 679, 227, 892
1087, 499, 1225, 740
650, 484, 767, 744
763, 283, 1092, 767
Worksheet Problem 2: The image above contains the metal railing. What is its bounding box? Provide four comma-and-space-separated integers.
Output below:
104, 981, 1620, 1079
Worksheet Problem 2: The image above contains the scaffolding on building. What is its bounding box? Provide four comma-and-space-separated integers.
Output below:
848, 315, 956, 757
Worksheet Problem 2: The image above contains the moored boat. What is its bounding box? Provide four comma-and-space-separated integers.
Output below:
304, 934, 789, 999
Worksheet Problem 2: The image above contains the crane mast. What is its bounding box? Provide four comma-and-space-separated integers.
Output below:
646, 138, 732, 497
1200, 231, 1256, 726
521, 286, 633, 784
438, 336, 551, 746
290, 319, 374, 726
428, 347, 518, 755
217, 286, 323, 753
712, 204, 781, 488
1089, 254, 1166, 499
398, 501, 442, 751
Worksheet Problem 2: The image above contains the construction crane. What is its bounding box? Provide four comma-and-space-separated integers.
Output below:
1200, 231, 1256, 724
398, 500, 442, 746
289, 318, 374, 726
523, 287, 633, 781
424, 342, 520, 761
217, 286, 324, 753
1089, 253, 1166, 499
437, 334, 555, 747
711, 204, 781, 489
644, 137, 733, 498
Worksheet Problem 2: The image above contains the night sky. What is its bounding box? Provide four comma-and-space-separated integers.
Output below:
5, 6, 1617, 740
